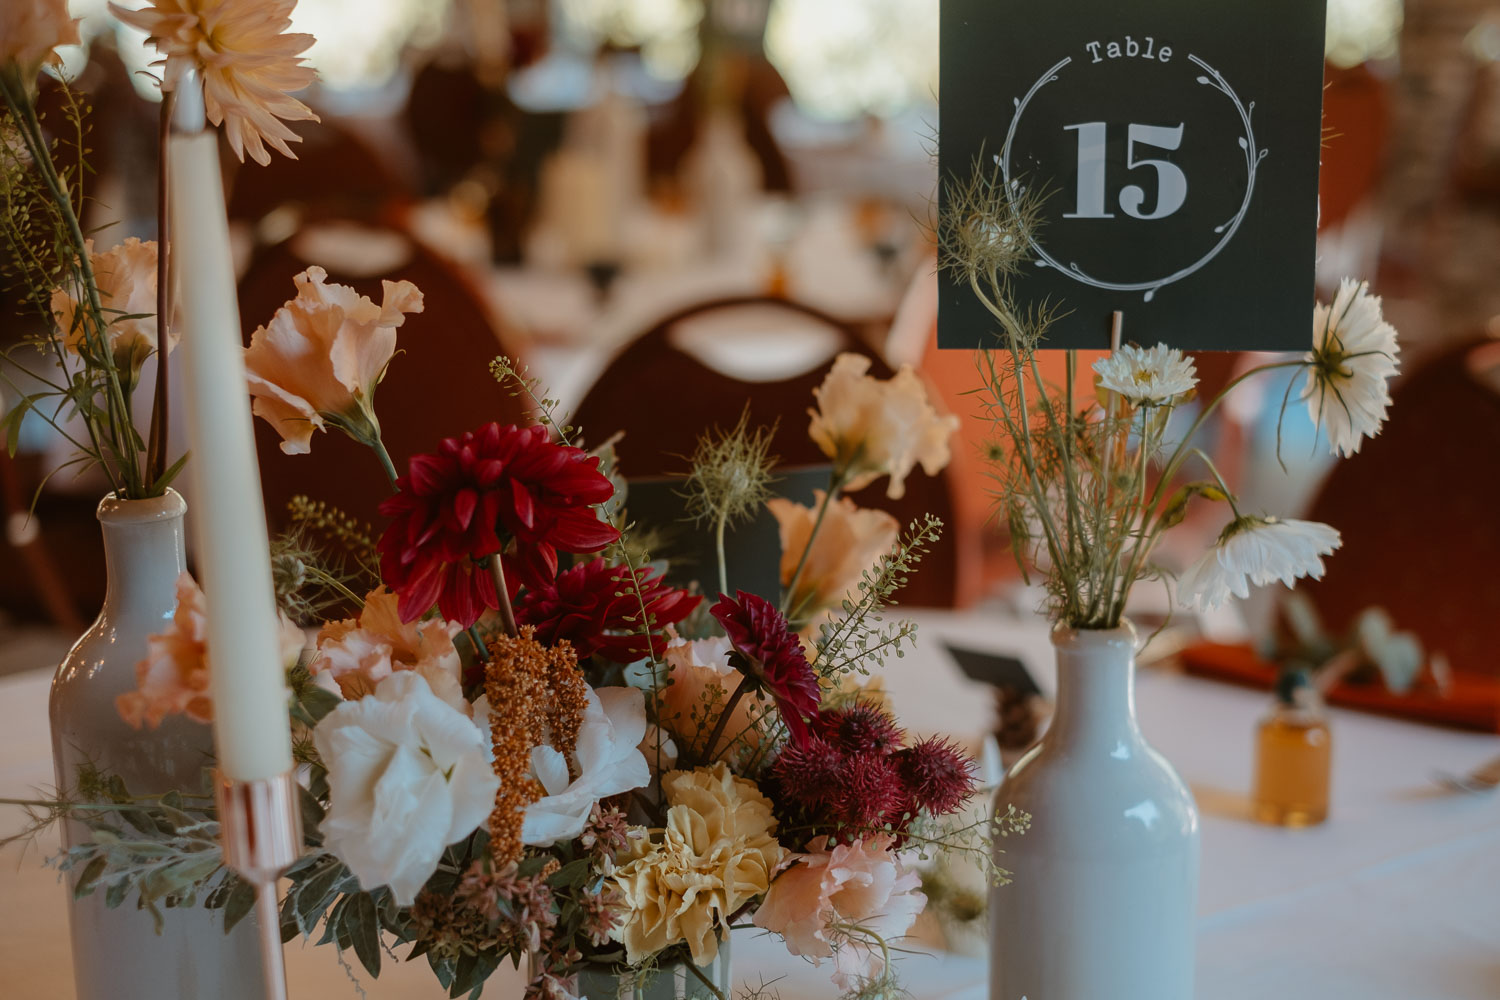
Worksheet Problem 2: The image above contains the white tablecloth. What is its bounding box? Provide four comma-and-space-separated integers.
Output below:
4, 611, 1498, 999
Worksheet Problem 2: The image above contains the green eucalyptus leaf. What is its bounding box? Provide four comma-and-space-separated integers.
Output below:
223, 880, 257, 933
349, 892, 381, 977
104, 878, 129, 910
73, 856, 107, 899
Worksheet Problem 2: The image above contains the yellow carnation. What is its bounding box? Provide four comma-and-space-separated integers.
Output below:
609, 763, 784, 966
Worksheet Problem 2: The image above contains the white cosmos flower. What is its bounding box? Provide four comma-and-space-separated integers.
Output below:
520, 685, 650, 848
1177, 516, 1342, 612
1093, 344, 1198, 406
1304, 278, 1400, 456
313, 672, 499, 905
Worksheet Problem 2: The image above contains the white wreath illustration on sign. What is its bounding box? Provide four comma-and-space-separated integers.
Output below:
1000, 53, 1268, 302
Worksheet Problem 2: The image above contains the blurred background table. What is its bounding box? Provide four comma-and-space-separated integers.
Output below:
5, 609, 1498, 999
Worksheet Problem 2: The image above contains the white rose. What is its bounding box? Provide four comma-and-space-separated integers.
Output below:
313, 672, 498, 904
520, 685, 650, 848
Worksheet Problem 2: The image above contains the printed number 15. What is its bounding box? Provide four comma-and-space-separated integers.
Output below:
1063, 122, 1187, 220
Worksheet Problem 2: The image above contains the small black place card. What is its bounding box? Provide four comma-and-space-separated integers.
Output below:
945, 644, 1042, 697
939, 0, 1327, 351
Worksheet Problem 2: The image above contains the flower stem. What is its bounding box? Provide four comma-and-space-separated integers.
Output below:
696, 673, 754, 766
486, 553, 518, 638
145, 89, 177, 490
714, 509, 729, 599
780, 471, 841, 614
370, 432, 399, 487
682, 960, 729, 1000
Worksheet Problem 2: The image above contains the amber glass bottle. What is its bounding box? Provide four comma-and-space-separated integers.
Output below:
1252, 671, 1332, 827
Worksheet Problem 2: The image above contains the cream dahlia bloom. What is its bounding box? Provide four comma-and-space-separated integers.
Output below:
769, 490, 899, 618
609, 763, 784, 965
244, 266, 422, 455
521, 685, 650, 848
753, 834, 926, 990
1304, 278, 1401, 457
313, 671, 499, 905
111, 0, 319, 165
1177, 516, 1342, 612
311, 586, 464, 712
0, 0, 78, 77
808, 353, 959, 499
50, 238, 173, 372
1093, 343, 1198, 407
116, 571, 304, 729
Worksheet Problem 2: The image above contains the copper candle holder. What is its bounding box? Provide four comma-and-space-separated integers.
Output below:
216, 771, 302, 1000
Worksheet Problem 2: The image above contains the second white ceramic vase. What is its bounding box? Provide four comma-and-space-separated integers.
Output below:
49, 490, 268, 1000
989, 621, 1199, 1000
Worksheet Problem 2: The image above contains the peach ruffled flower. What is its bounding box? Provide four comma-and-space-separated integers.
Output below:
110, 0, 319, 165
808, 353, 959, 499
117, 571, 305, 729
244, 266, 423, 455
50, 238, 172, 372
310, 586, 465, 714
610, 763, 784, 965
768, 489, 899, 619
657, 634, 766, 763
753, 834, 927, 990
0, 0, 78, 76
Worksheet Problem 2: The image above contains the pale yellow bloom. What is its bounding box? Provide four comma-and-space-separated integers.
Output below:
769, 489, 899, 618
808, 353, 958, 499
609, 763, 784, 965
244, 266, 422, 454
0, 0, 78, 77
310, 586, 464, 713
110, 0, 319, 165
50, 238, 171, 372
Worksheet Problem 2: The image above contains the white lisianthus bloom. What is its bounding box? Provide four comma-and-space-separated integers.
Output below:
1177, 516, 1342, 612
1093, 344, 1198, 407
313, 672, 498, 905
1304, 278, 1400, 457
521, 685, 650, 848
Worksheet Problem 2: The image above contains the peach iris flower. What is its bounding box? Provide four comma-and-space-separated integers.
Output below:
244, 266, 423, 455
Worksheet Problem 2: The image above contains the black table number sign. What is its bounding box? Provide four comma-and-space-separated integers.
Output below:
938, 0, 1328, 351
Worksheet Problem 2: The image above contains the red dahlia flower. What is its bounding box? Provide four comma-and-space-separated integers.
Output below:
378, 423, 619, 625
710, 591, 822, 747
514, 557, 699, 662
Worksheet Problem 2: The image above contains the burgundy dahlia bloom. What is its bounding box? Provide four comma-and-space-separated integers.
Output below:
377, 423, 619, 625
711, 590, 822, 746
514, 557, 700, 662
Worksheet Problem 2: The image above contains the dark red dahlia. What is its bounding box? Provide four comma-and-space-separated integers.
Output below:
711, 590, 822, 746
377, 422, 619, 626
894, 736, 979, 816
514, 557, 699, 662
815, 704, 905, 755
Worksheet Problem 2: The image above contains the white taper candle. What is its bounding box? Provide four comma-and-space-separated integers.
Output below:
167, 77, 293, 782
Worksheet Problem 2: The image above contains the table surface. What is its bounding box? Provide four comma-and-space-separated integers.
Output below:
4, 610, 1499, 999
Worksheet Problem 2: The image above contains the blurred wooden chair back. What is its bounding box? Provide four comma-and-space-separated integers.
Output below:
226, 118, 414, 231
573, 296, 960, 607
1303, 338, 1500, 679
236, 229, 527, 534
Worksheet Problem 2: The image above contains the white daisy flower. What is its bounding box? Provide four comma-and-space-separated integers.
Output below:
1093, 344, 1198, 407
1177, 516, 1342, 612
1304, 278, 1400, 457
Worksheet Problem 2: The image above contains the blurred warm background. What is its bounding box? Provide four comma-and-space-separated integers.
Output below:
0, 0, 1497, 676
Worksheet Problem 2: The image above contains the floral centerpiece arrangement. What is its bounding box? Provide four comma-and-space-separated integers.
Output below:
11, 249, 1010, 998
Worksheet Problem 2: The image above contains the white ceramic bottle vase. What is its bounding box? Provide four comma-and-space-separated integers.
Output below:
989, 621, 1200, 1000
49, 490, 268, 999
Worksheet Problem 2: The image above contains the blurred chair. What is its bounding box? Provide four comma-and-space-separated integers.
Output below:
236, 227, 527, 534
647, 53, 793, 194
404, 57, 498, 197
1318, 62, 1392, 232
572, 295, 960, 607
1302, 337, 1500, 679
226, 118, 414, 232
